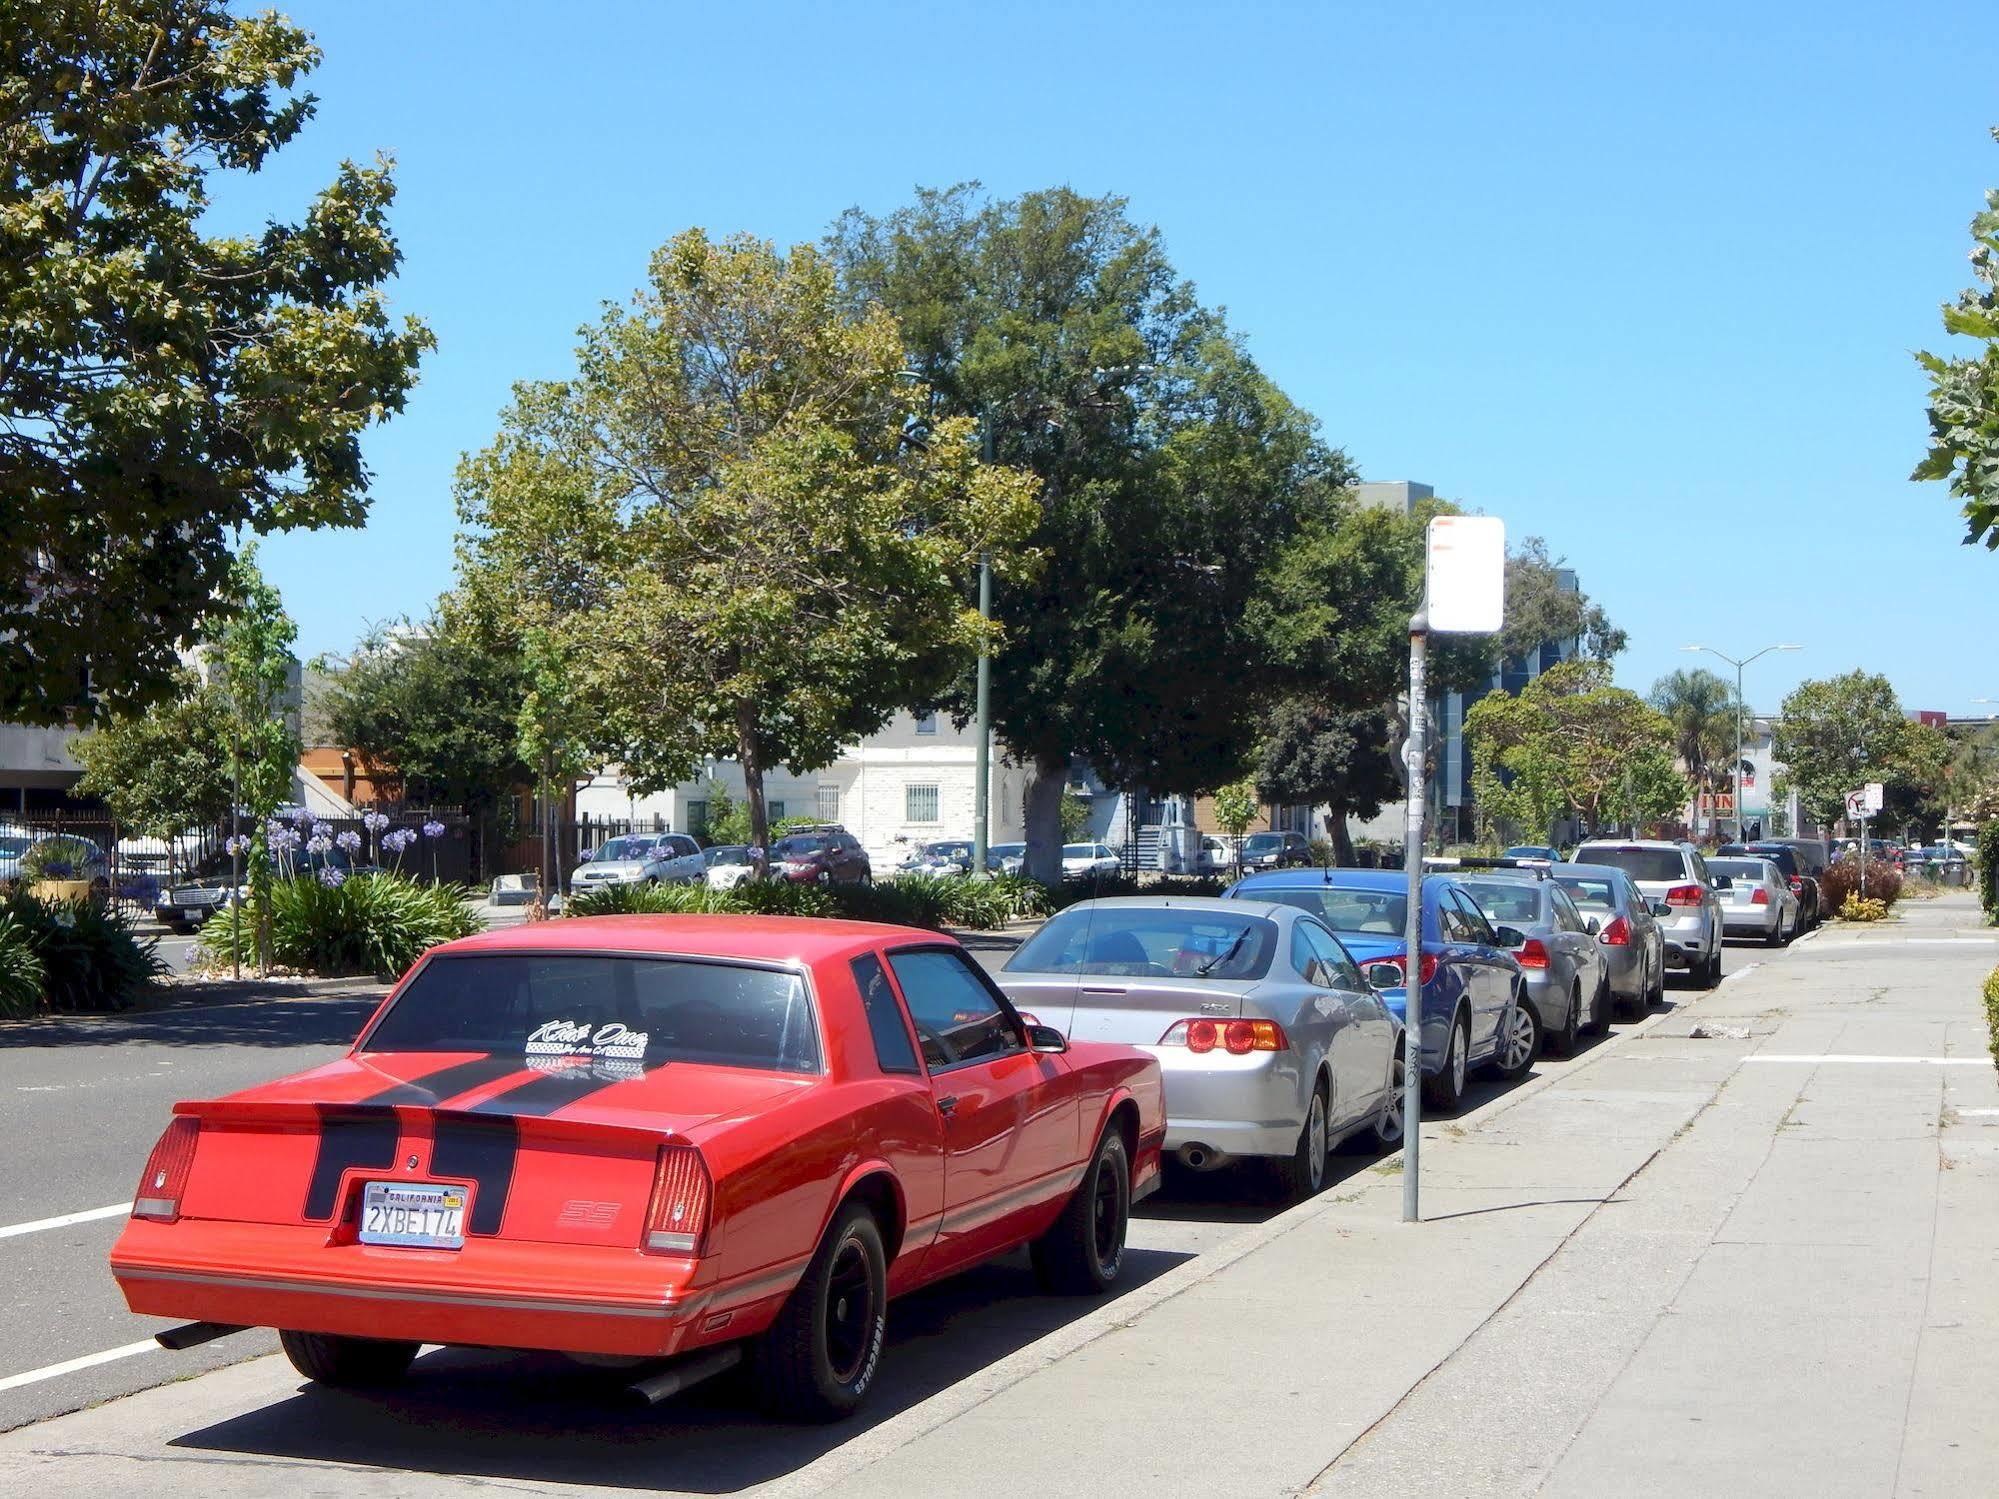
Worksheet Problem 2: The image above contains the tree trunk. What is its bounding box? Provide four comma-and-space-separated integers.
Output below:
1328, 811, 1355, 867
1022, 754, 1067, 885
736, 703, 769, 876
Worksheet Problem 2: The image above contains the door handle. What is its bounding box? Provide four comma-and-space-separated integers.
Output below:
935, 1096, 958, 1116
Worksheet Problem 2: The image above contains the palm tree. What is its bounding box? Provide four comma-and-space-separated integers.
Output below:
1649, 669, 1743, 825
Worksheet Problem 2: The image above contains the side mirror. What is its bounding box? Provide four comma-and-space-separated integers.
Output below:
1492, 925, 1526, 948
1026, 1024, 1069, 1054
1364, 962, 1403, 991
1585, 916, 1601, 937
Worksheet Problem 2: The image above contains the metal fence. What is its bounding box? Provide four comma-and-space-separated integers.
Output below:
0, 806, 477, 925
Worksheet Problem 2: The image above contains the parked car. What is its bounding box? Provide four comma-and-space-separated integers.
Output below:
110, 916, 1164, 1421
1195, 835, 1240, 876
996, 897, 1400, 1198
1237, 831, 1313, 870
1060, 842, 1122, 880
1502, 845, 1561, 863
1458, 870, 1610, 1056
1763, 836, 1831, 881
1706, 856, 1802, 944
702, 844, 756, 890
1222, 869, 1528, 1115
1720, 842, 1822, 929
570, 834, 704, 896
897, 839, 974, 878
985, 842, 1026, 874
770, 827, 872, 885
0, 827, 110, 890
1569, 840, 1725, 988
1550, 864, 1666, 1019
156, 845, 376, 928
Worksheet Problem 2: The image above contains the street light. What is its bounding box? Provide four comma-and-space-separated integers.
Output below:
1681, 643, 1802, 840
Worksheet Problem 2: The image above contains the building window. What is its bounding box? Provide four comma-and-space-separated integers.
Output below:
768, 800, 786, 822
905, 784, 940, 823
914, 711, 938, 735
816, 783, 840, 822
686, 800, 708, 836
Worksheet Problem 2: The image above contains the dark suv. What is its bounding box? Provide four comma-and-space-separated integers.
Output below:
1237, 830, 1314, 870
768, 826, 872, 885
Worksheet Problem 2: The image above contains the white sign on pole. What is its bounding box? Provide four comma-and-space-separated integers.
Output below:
1845, 783, 1884, 820
1425, 516, 1507, 633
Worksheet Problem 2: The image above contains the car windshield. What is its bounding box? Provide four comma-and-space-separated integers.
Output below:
922, 842, 971, 857
0, 833, 33, 857
1460, 880, 1544, 923
1576, 846, 1687, 883
1006, 908, 1277, 980
594, 836, 657, 862
1709, 859, 1769, 881
989, 843, 1024, 857
706, 845, 750, 866
1744, 846, 1798, 874
1554, 875, 1619, 910
1252, 886, 1408, 937
1504, 846, 1555, 859
772, 835, 827, 858
1062, 844, 1098, 858
365, 953, 821, 1074
1242, 834, 1282, 852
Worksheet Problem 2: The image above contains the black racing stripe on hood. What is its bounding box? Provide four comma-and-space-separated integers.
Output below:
463, 1062, 640, 1119
303, 1109, 401, 1222
430, 1115, 519, 1235
356, 1055, 517, 1108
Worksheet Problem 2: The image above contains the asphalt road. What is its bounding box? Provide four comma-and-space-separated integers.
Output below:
0, 932, 1766, 1434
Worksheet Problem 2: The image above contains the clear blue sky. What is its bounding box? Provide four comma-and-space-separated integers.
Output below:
235, 0, 1998, 717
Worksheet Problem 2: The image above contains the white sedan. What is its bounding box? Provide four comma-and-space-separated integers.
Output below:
1062, 842, 1122, 880
702, 844, 757, 890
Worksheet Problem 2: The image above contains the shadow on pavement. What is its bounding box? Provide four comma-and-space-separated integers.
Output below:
167, 1244, 1194, 1493
0, 995, 381, 1050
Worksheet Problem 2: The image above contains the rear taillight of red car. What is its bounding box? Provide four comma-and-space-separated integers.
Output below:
643, 1145, 712, 1255
1598, 916, 1632, 946
1158, 1017, 1290, 1054
1516, 938, 1551, 969
1664, 884, 1706, 908
132, 1118, 200, 1222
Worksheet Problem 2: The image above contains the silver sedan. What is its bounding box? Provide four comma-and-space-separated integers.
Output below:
1708, 856, 1802, 945
995, 897, 1402, 1201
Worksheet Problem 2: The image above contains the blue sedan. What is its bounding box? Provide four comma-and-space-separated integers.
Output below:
1224, 869, 1530, 1113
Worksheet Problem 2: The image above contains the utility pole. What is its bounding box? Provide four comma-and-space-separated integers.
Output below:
972, 418, 994, 881
1399, 607, 1428, 1225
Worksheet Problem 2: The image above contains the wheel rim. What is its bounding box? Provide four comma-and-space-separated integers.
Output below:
1503, 1004, 1536, 1070
1379, 1056, 1405, 1142
1450, 1022, 1466, 1093
1308, 1093, 1327, 1186
1090, 1152, 1124, 1271
823, 1237, 875, 1385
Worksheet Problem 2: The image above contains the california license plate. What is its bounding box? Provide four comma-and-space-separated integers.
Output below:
359, 1182, 466, 1249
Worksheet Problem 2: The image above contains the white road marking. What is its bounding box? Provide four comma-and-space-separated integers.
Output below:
0, 1202, 132, 1240
1955, 1107, 1999, 1117
1896, 938, 1999, 946
1742, 1055, 1988, 1066
0, 1339, 157, 1393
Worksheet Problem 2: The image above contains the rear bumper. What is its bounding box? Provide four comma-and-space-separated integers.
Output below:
1721, 906, 1781, 935
1150, 1046, 1308, 1161
110, 1219, 751, 1359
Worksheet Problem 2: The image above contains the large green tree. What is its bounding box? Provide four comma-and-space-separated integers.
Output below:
829, 185, 1348, 882
0, 0, 431, 723
1913, 127, 1999, 548
457, 229, 1040, 862
319, 614, 530, 818
213, 546, 299, 973
71, 672, 232, 836
1771, 672, 1921, 833
1649, 668, 1741, 819
1252, 702, 1399, 864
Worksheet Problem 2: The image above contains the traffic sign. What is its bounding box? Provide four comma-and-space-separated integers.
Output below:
1425, 516, 1506, 633
1845, 783, 1883, 819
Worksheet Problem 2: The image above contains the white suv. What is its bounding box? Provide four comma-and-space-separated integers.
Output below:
1570, 840, 1725, 988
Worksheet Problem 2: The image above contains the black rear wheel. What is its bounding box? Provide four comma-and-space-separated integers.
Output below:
1547, 984, 1581, 1056
1422, 1013, 1470, 1114
1033, 1127, 1131, 1292
278, 1329, 419, 1388
1496, 991, 1540, 1079
1270, 1082, 1329, 1201
757, 1201, 887, 1421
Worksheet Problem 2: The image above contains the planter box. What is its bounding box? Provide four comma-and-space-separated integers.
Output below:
29, 879, 93, 905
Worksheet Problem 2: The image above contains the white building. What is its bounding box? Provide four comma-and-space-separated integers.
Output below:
575, 710, 1033, 869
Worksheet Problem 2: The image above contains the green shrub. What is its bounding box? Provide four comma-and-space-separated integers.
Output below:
1819, 858, 1903, 911
564, 870, 1054, 932
20, 835, 101, 883
0, 911, 47, 1019
1984, 967, 1999, 1075
564, 881, 731, 918
1979, 822, 1999, 918
0, 889, 163, 1011
199, 873, 482, 978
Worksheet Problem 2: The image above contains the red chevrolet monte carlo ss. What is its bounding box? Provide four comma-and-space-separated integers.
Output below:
110, 915, 1164, 1420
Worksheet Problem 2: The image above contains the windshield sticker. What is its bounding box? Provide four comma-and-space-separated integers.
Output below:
526, 1020, 650, 1063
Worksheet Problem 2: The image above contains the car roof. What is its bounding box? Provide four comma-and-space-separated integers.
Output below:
1457, 869, 1546, 887
1232, 868, 1456, 896
429, 913, 940, 964
1555, 862, 1630, 881
1574, 838, 1686, 850
1058, 894, 1297, 920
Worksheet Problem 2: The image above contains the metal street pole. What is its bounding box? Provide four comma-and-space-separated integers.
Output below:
229, 724, 241, 983
1401, 604, 1429, 1224
1682, 642, 1801, 843
972, 418, 994, 880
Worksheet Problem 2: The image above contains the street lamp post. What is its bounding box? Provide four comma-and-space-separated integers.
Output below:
1681, 643, 1802, 840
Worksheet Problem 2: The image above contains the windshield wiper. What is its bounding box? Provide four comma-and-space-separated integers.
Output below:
1196, 928, 1250, 978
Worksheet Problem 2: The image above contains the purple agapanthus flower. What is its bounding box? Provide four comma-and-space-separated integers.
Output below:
224, 834, 250, 857
306, 832, 333, 855
270, 826, 302, 854
382, 827, 417, 854
292, 806, 316, 827
335, 829, 362, 854
317, 866, 346, 888
362, 810, 390, 834
422, 819, 446, 839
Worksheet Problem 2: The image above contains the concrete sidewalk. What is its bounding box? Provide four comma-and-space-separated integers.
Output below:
2, 896, 1992, 1498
